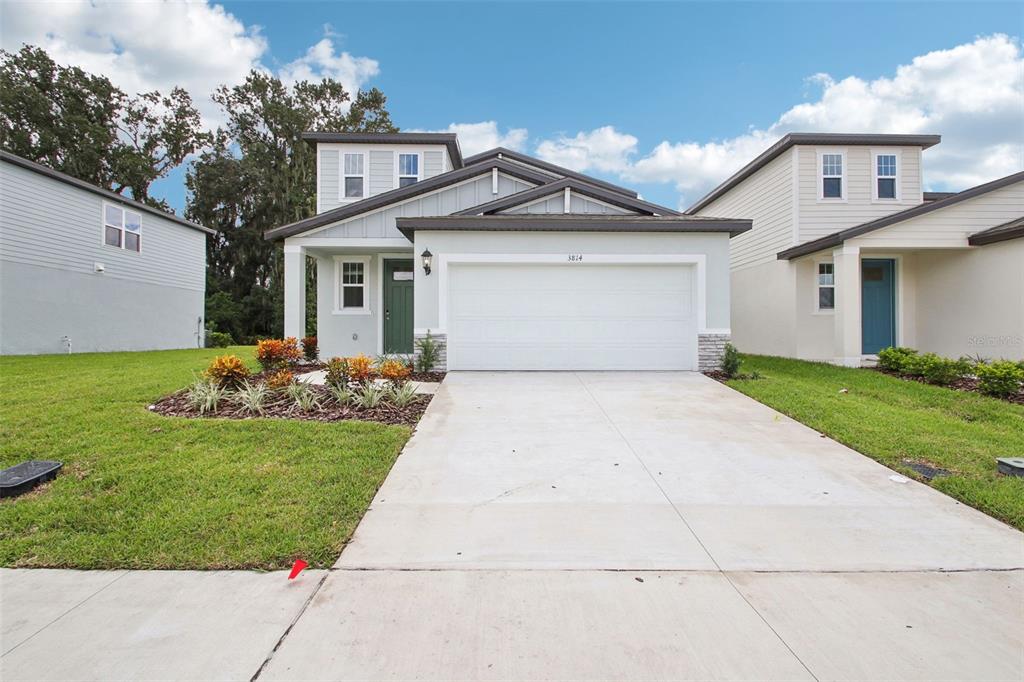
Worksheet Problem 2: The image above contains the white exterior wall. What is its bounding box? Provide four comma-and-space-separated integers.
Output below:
797, 146, 923, 242
0, 161, 206, 355
911, 240, 1024, 361
317, 143, 454, 213
412, 230, 732, 334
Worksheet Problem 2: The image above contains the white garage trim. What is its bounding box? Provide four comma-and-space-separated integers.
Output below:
437, 253, 708, 370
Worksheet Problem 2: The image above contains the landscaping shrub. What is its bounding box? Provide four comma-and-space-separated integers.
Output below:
286, 382, 321, 412
186, 380, 227, 414
205, 330, 233, 348
353, 382, 388, 409
378, 358, 411, 385
301, 336, 319, 361
233, 380, 269, 416
346, 354, 375, 384
324, 357, 350, 387
877, 346, 918, 372
266, 369, 295, 390
255, 338, 302, 370
389, 382, 418, 407
913, 353, 970, 386
203, 354, 251, 387
328, 383, 354, 406
415, 331, 440, 372
976, 361, 1024, 398
721, 343, 741, 378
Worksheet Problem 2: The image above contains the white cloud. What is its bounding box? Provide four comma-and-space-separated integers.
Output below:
0, 0, 379, 130
535, 126, 638, 173
420, 121, 528, 157
535, 34, 1024, 207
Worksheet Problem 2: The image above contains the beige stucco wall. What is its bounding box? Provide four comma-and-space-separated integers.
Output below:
911, 240, 1024, 361
729, 259, 797, 357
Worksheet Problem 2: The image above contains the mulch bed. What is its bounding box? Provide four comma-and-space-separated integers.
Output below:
151, 385, 433, 426
409, 371, 446, 383
703, 370, 730, 383
871, 367, 1024, 405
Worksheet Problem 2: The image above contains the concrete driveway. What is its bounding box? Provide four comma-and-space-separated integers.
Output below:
261, 372, 1023, 681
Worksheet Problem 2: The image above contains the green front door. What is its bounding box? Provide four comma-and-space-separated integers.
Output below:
383, 259, 414, 354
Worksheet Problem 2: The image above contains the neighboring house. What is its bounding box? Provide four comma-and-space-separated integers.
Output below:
0, 151, 213, 355
265, 133, 750, 370
688, 134, 1024, 364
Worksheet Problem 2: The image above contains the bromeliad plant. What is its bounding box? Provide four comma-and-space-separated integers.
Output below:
186, 379, 228, 414
233, 380, 270, 416
353, 382, 388, 409
389, 382, 418, 408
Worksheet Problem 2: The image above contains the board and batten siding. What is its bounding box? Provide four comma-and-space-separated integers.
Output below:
500, 193, 636, 215
309, 172, 536, 239
697, 148, 795, 270
0, 160, 206, 354
797, 146, 922, 243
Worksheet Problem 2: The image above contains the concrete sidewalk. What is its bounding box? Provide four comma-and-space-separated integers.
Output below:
3, 372, 1022, 681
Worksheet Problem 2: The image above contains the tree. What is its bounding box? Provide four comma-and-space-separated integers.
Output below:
187, 71, 396, 340
0, 45, 208, 209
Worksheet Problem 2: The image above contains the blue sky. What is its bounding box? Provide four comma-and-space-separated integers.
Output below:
3, 1, 1022, 213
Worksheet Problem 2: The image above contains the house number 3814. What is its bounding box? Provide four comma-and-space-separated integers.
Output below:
567, 254, 584, 262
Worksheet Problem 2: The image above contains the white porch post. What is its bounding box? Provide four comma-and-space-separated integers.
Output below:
283, 244, 306, 339
833, 245, 862, 366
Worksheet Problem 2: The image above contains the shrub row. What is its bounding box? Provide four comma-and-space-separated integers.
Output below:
186, 375, 419, 416
877, 346, 1024, 398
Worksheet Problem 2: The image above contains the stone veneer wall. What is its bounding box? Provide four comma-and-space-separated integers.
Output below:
413, 331, 447, 371
697, 333, 730, 371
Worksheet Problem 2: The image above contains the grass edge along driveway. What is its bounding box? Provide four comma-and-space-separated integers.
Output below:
0, 347, 410, 570
728, 354, 1024, 531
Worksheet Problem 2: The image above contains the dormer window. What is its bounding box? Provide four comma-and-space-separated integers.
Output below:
398, 153, 419, 187
343, 153, 365, 198
820, 152, 844, 199
874, 153, 898, 200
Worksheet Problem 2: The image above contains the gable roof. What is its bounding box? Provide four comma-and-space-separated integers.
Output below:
463, 147, 638, 198
686, 133, 942, 213
777, 170, 1024, 259
969, 216, 1024, 246
0, 150, 214, 235
453, 177, 680, 217
395, 214, 751, 241
264, 158, 552, 240
302, 132, 463, 168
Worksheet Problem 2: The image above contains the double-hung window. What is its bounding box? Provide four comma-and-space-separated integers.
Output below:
336, 257, 369, 313
343, 153, 365, 198
398, 153, 419, 187
875, 153, 898, 200
817, 262, 835, 311
103, 203, 141, 252
821, 153, 844, 199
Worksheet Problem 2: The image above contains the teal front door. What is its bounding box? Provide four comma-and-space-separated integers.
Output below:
861, 258, 896, 354
383, 259, 414, 354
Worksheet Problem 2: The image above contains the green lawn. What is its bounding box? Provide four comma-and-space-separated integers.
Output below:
0, 347, 410, 570
728, 355, 1024, 530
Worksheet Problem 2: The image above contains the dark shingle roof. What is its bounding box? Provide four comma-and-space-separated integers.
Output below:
969, 216, 1024, 246
453, 177, 679, 217
686, 133, 942, 213
302, 132, 463, 168
463, 147, 638, 198
395, 214, 751, 241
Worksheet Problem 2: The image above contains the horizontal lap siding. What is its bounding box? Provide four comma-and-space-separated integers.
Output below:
798, 146, 922, 243
424, 151, 443, 178
319, 150, 340, 211
369, 150, 394, 196
851, 181, 1024, 248
317, 173, 536, 239
698, 150, 794, 270
0, 163, 205, 292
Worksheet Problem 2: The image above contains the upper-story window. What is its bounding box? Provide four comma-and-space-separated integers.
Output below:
343, 153, 365, 198
104, 203, 141, 252
398, 153, 419, 187
821, 152, 844, 199
874, 153, 898, 200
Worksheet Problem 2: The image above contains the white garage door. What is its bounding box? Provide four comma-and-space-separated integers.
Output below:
447, 262, 697, 370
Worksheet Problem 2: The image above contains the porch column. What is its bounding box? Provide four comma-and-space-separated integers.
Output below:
283, 244, 306, 339
833, 245, 862, 366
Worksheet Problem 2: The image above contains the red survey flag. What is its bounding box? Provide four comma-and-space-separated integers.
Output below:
288, 559, 308, 579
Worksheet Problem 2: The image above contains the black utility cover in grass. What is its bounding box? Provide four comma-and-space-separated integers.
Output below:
0, 460, 62, 498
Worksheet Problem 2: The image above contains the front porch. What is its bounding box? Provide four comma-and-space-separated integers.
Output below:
283, 239, 417, 359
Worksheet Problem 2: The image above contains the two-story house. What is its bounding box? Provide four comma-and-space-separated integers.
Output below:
0, 151, 212, 355
688, 133, 1024, 364
265, 132, 751, 371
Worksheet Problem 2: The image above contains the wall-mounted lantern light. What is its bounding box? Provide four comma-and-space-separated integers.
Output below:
421, 248, 433, 276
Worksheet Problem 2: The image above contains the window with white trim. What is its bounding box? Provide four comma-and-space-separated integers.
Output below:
875, 153, 897, 199
821, 153, 843, 199
398, 153, 419, 187
103, 203, 141, 252
338, 258, 368, 312
343, 153, 364, 198
817, 262, 835, 311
